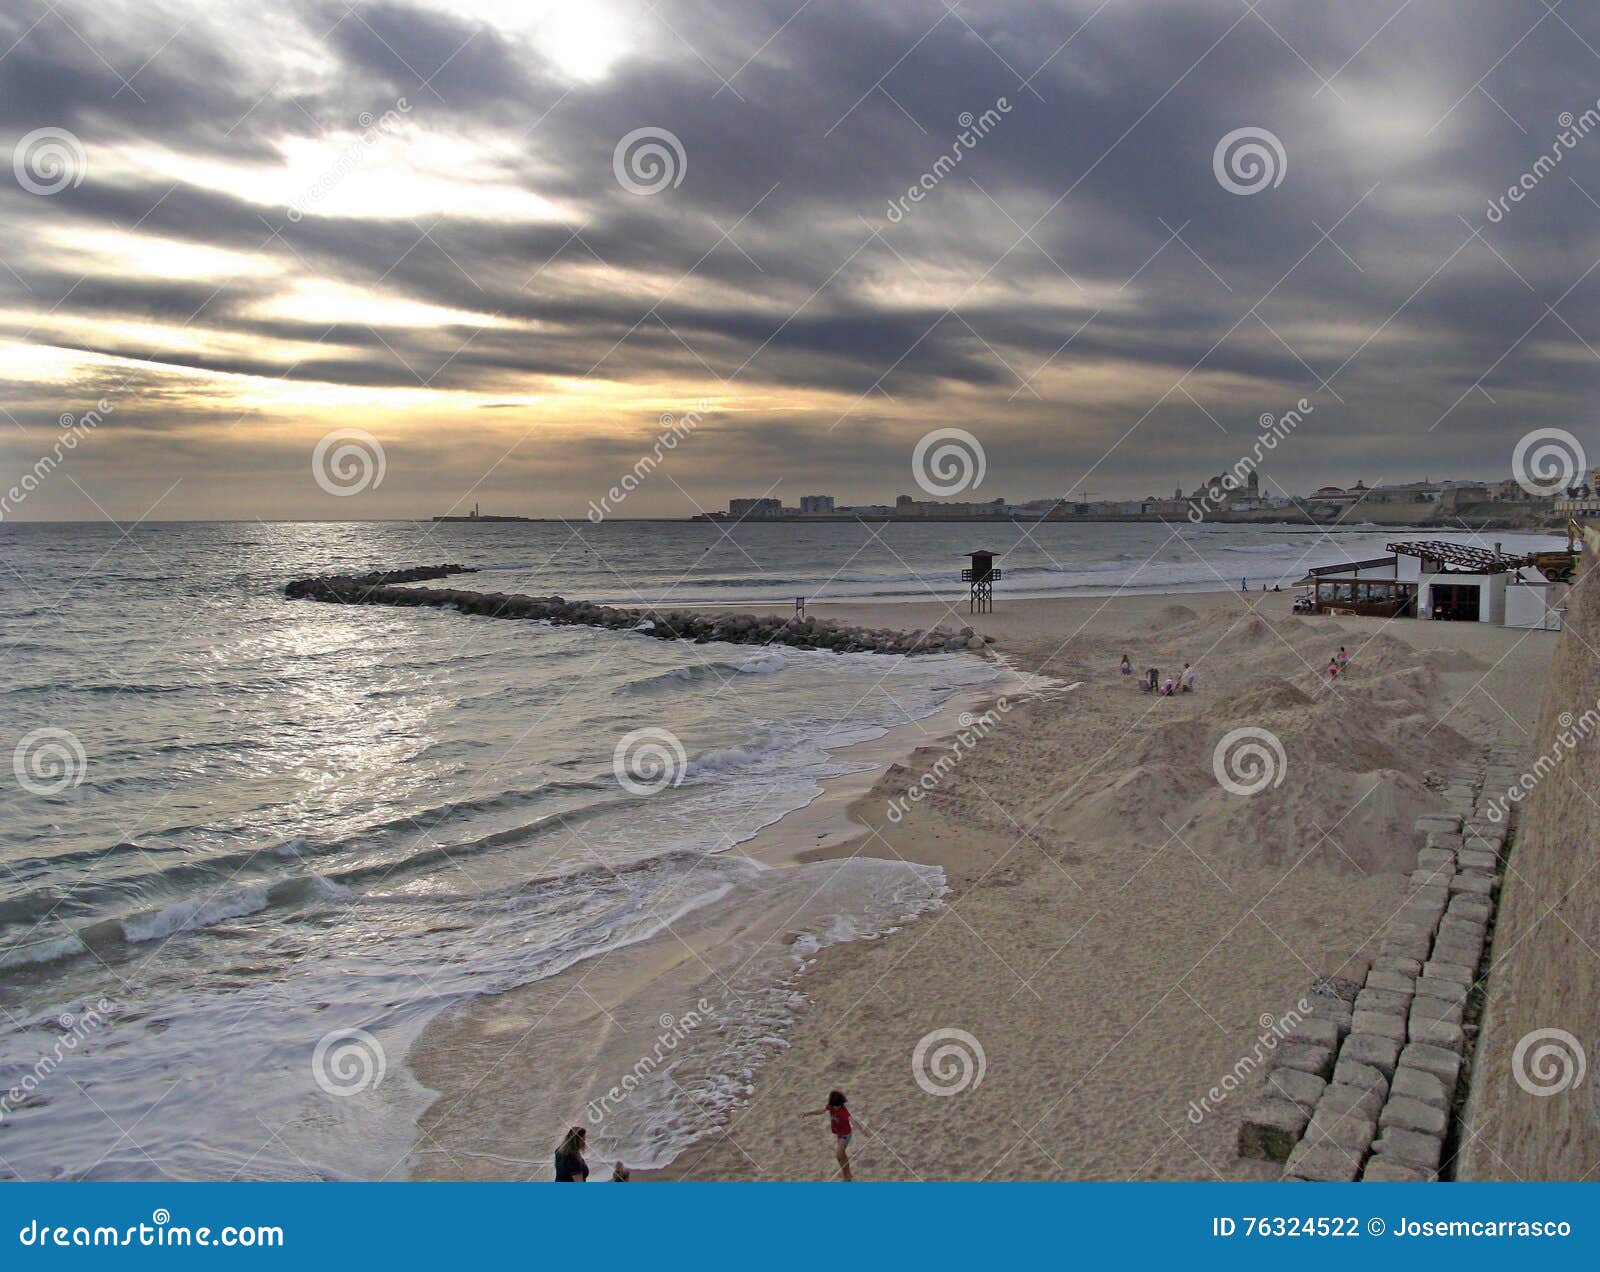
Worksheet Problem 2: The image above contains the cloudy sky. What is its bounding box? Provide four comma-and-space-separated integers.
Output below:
1, 0, 1596, 520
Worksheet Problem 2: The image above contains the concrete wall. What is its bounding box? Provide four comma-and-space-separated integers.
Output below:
1505, 583, 1565, 631
1459, 546, 1600, 1180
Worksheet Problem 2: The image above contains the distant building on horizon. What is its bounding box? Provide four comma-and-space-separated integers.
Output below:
1363, 480, 1443, 505
729, 497, 783, 519
799, 494, 835, 515
893, 492, 1008, 517
1440, 482, 1492, 513
1182, 467, 1263, 515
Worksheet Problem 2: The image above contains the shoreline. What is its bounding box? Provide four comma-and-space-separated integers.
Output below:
402, 589, 1557, 1181
636, 580, 1282, 608
735, 662, 1045, 866
401, 646, 1037, 1180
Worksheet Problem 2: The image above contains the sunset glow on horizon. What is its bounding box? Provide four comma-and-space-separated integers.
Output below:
2, 0, 1595, 521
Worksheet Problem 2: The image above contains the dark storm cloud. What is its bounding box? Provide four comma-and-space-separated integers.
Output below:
0, 2, 290, 163
316, 0, 550, 114
2, 0, 1598, 512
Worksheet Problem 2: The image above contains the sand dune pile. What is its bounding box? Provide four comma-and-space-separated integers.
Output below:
1007, 607, 1477, 877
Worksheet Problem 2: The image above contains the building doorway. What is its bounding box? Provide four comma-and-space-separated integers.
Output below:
1431, 582, 1481, 621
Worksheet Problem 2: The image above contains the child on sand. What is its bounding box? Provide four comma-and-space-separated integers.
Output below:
1336, 646, 1349, 673
802, 1090, 858, 1181
1327, 657, 1339, 681
1120, 654, 1133, 679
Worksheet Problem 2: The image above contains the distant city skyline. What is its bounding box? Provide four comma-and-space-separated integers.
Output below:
713, 467, 1597, 522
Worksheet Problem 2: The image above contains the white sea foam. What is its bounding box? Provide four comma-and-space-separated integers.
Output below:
0, 933, 88, 969
120, 885, 273, 943
735, 651, 790, 674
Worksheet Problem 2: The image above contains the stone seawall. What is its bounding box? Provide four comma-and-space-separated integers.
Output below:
284, 564, 992, 656
1237, 543, 1600, 1182
1457, 548, 1600, 1180
1235, 756, 1516, 1182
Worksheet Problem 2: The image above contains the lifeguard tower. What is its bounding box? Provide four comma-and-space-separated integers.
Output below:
962, 550, 1001, 614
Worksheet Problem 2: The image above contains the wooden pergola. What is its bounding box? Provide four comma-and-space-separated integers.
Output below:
1386, 541, 1528, 573
1296, 556, 1415, 617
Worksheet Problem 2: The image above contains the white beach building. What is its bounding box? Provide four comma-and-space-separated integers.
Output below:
1296, 540, 1575, 629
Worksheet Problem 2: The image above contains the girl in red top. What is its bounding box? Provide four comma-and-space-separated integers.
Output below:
802, 1090, 858, 1181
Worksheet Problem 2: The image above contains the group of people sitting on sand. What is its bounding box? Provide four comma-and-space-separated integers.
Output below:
1118, 646, 1350, 694
1120, 653, 1195, 696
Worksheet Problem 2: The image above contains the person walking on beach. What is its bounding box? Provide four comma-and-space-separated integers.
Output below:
1179, 662, 1195, 692
802, 1090, 858, 1181
1336, 646, 1349, 674
1120, 654, 1133, 680
1327, 656, 1339, 682
554, 1126, 589, 1182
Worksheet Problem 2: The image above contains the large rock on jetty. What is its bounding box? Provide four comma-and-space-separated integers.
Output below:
283, 564, 481, 598
284, 565, 983, 657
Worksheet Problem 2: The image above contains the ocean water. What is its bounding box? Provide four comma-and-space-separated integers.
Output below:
0, 518, 1558, 1179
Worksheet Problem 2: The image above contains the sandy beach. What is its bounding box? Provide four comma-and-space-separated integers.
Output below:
406, 587, 1555, 1182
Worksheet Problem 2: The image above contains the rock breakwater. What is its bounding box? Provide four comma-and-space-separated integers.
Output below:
284, 565, 991, 656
